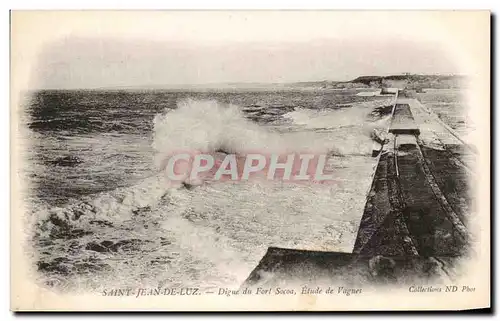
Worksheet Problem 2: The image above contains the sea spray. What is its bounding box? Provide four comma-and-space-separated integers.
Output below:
152, 99, 348, 171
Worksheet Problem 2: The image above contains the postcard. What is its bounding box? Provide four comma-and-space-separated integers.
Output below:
10, 10, 490, 311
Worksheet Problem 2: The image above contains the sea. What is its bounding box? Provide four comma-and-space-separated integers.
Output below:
17, 88, 439, 293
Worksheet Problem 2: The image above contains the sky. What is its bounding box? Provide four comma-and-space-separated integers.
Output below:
11, 11, 487, 89
31, 37, 457, 89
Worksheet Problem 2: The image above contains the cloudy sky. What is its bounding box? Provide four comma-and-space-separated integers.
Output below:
12, 11, 485, 89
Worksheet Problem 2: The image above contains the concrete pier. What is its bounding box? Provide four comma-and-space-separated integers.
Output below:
242, 90, 474, 287
389, 103, 420, 135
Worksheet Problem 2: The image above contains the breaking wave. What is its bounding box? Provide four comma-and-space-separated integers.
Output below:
152, 99, 341, 169
152, 98, 392, 169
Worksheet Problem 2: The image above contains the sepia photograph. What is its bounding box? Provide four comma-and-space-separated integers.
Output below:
10, 10, 490, 311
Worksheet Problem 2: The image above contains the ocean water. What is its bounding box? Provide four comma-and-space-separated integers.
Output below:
19, 89, 395, 293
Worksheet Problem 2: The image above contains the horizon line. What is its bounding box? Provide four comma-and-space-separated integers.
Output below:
27, 73, 467, 91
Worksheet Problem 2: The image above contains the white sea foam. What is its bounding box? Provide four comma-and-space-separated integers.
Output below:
152, 98, 392, 174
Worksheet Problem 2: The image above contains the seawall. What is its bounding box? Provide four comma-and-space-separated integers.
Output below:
242, 89, 474, 288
